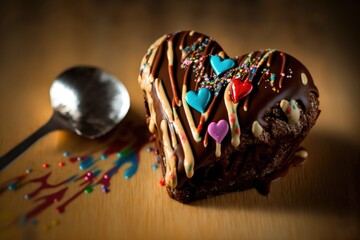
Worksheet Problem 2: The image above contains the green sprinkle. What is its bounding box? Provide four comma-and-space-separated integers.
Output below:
84, 187, 93, 194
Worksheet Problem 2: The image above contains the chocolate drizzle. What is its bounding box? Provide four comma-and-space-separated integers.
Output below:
139, 31, 319, 189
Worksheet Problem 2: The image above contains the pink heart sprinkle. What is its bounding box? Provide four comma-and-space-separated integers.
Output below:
207, 120, 229, 143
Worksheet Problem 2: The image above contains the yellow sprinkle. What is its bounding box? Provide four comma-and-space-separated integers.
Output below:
51, 219, 59, 226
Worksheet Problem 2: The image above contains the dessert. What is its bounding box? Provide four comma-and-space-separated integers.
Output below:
138, 31, 320, 202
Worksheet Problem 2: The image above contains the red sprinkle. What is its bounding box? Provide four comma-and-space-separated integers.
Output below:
170, 172, 175, 180
58, 162, 65, 167
149, 134, 156, 141
229, 113, 235, 123
42, 163, 49, 168
286, 106, 291, 114
56, 207, 64, 214
159, 179, 165, 186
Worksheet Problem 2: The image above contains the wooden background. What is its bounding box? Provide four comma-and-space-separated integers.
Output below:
0, 0, 359, 239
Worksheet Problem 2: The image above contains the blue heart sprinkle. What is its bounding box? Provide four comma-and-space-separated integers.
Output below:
185, 88, 212, 114
210, 55, 236, 76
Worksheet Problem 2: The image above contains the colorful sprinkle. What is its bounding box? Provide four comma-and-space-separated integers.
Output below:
84, 187, 93, 194
63, 151, 70, 157
42, 163, 49, 168
159, 179, 165, 186
118, 148, 133, 158
7, 183, 17, 190
51, 219, 59, 226
56, 208, 64, 214
229, 113, 235, 123
100, 154, 107, 160
58, 162, 65, 167
151, 163, 159, 170
31, 219, 38, 225
149, 134, 156, 141
25, 168, 33, 174
84, 172, 93, 181
101, 185, 110, 193
79, 157, 95, 170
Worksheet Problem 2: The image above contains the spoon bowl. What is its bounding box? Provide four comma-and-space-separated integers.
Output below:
50, 66, 130, 138
0, 66, 130, 171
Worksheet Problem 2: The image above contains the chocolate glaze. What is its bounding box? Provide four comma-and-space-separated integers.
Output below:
140, 31, 319, 196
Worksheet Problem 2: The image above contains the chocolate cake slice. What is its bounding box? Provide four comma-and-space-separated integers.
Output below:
138, 31, 320, 202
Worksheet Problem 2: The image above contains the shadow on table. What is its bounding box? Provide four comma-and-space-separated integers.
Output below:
190, 130, 360, 216
55, 108, 149, 152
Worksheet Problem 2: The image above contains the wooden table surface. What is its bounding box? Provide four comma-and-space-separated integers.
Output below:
0, 1, 359, 239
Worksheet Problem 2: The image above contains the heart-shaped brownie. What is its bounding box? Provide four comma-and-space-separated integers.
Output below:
139, 31, 320, 202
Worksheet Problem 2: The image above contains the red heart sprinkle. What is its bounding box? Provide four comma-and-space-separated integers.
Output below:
230, 77, 253, 103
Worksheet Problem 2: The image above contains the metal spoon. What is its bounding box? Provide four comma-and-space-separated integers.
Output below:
0, 66, 130, 171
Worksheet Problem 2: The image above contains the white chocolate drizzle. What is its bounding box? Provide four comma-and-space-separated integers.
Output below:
294, 149, 308, 159
218, 51, 225, 59
167, 40, 174, 65
138, 69, 156, 133
301, 72, 308, 85
255, 49, 275, 69
251, 121, 263, 138
167, 38, 181, 106
280, 99, 301, 124
139, 34, 168, 133
169, 122, 178, 148
224, 83, 241, 147
155, 78, 195, 178
161, 119, 178, 188
155, 78, 174, 122
215, 143, 221, 157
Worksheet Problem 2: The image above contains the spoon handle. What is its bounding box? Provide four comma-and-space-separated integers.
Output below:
0, 117, 60, 172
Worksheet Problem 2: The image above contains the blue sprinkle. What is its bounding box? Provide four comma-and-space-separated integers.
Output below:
155, 157, 161, 163
92, 169, 101, 177
18, 215, 26, 225
8, 184, 17, 191
31, 219, 38, 225
100, 154, 107, 160
101, 185, 110, 193
151, 164, 159, 170
63, 151, 71, 157
79, 157, 95, 170
249, 67, 257, 80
